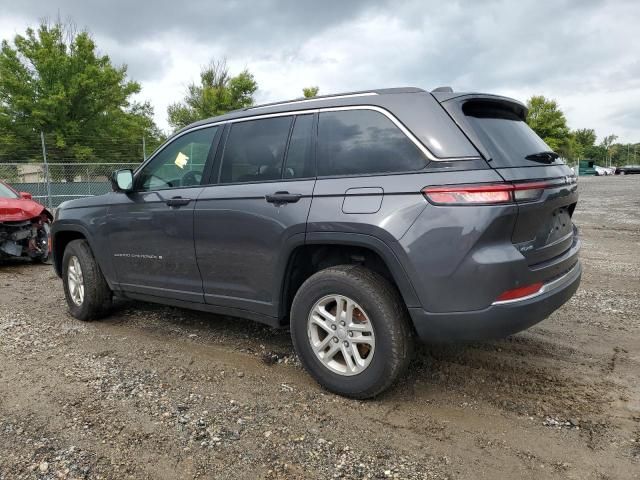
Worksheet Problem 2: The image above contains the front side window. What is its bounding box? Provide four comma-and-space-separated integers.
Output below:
220, 116, 292, 183
317, 109, 427, 176
137, 127, 218, 191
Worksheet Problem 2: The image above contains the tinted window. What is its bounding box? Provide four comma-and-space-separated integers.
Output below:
284, 114, 314, 179
462, 101, 563, 168
317, 110, 427, 176
220, 116, 292, 183
137, 127, 218, 191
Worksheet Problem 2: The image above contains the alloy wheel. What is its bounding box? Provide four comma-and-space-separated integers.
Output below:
307, 294, 375, 376
67, 255, 85, 306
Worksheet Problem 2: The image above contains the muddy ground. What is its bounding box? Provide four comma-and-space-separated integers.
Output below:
0, 175, 638, 479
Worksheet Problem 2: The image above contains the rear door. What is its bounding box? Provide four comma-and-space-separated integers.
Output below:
440, 95, 578, 266
194, 113, 316, 317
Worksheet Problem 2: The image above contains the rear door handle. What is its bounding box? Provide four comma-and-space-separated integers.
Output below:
265, 191, 303, 204
166, 196, 192, 207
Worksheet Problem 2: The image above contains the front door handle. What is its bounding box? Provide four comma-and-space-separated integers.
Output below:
265, 191, 303, 204
166, 196, 192, 207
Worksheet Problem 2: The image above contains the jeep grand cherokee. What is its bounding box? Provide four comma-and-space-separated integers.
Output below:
52, 87, 581, 398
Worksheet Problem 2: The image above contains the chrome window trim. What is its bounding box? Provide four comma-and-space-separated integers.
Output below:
137, 104, 481, 174
226, 105, 438, 161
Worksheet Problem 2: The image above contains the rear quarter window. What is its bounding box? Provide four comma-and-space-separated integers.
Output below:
317, 109, 427, 176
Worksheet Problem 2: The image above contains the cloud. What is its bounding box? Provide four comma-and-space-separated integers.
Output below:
0, 0, 638, 142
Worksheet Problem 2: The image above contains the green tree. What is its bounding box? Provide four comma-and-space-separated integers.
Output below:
302, 86, 319, 98
573, 128, 597, 151
556, 133, 582, 163
167, 60, 257, 130
600, 134, 618, 166
525, 96, 570, 151
0, 20, 161, 174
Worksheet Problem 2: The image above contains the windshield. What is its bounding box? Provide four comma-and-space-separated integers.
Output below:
463, 101, 564, 168
0, 182, 19, 199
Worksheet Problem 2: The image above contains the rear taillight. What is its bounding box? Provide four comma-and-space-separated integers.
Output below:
422, 184, 512, 205
422, 181, 556, 205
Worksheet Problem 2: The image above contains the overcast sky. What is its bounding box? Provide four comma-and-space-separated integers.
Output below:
1, 0, 638, 142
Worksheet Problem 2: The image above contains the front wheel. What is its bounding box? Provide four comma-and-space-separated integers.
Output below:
62, 239, 112, 321
290, 265, 414, 399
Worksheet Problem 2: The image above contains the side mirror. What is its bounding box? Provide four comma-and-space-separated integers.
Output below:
111, 169, 134, 192
19, 191, 32, 200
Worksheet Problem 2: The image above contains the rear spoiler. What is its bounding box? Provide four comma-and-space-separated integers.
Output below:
433, 93, 528, 119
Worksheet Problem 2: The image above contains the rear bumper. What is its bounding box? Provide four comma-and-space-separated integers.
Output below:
408, 261, 581, 342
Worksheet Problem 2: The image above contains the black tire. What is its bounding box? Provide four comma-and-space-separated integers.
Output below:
62, 239, 112, 321
290, 265, 414, 399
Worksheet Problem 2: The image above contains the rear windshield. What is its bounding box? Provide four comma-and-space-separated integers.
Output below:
462, 101, 564, 168
0, 182, 19, 199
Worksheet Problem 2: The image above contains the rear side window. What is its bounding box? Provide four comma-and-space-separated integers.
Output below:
284, 114, 315, 179
317, 110, 427, 176
462, 101, 563, 168
220, 116, 292, 183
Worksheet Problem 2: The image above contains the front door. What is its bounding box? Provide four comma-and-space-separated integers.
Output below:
195, 113, 316, 317
107, 126, 220, 302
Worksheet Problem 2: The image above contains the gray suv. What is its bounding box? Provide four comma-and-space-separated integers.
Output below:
52, 87, 581, 398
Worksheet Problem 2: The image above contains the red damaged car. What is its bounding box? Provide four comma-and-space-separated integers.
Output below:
0, 180, 52, 262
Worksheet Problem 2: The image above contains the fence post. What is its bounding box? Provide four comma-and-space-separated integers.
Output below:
40, 131, 53, 210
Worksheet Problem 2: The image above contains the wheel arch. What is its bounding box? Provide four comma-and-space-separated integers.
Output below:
52, 224, 91, 277
278, 232, 420, 322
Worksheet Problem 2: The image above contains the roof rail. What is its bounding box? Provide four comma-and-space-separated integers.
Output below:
246, 92, 379, 111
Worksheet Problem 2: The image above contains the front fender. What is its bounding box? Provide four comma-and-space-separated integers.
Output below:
51, 209, 115, 286
51, 221, 94, 277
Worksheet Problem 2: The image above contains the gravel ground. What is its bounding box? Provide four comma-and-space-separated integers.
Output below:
0, 175, 638, 479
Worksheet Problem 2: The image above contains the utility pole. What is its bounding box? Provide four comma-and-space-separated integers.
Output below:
40, 131, 53, 210
142, 136, 147, 161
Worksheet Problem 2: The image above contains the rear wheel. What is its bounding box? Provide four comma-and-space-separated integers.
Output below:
62, 239, 112, 321
290, 265, 414, 399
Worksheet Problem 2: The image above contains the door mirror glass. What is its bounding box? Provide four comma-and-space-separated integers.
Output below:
112, 169, 134, 192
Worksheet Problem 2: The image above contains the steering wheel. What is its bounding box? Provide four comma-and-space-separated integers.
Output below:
182, 170, 202, 187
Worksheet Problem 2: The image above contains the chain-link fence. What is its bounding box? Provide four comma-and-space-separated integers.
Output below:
0, 162, 140, 208
0, 129, 161, 208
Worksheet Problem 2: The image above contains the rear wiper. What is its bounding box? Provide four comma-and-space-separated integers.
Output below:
525, 151, 559, 164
